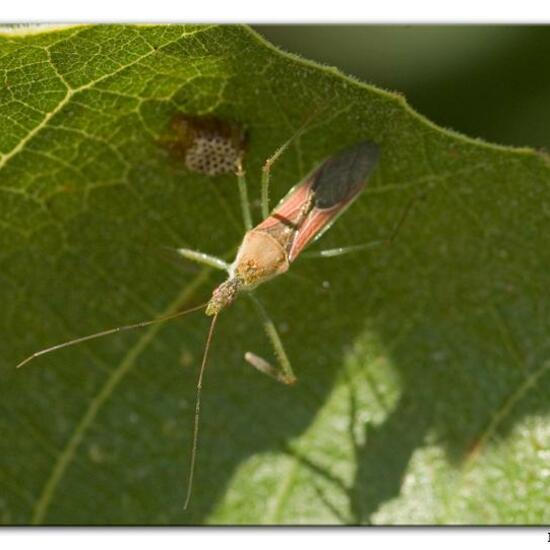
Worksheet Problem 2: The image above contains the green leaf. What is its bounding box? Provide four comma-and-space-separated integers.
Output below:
1, 24, 549, 525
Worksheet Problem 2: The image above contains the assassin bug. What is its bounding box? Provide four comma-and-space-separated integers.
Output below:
17, 125, 390, 510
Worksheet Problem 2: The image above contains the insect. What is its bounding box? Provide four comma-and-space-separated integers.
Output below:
162, 113, 246, 176
17, 127, 397, 510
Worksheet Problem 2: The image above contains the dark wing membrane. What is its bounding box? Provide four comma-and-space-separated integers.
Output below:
311, 141, 379, 210
287, 140, 379, 262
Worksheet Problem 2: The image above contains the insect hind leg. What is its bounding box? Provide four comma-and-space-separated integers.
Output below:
245, 351, 295, 385
236, 159, 253, 231
245, 293, 296, 385
260, 107, 326, 219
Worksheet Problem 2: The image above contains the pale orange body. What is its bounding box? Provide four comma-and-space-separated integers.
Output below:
206, 140, 379, 316
206, 179, 314, 315
233, 231, 290, 286
206, 228, 293, 315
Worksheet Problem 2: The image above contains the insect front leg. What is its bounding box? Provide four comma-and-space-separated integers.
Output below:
245, 293, 296, 385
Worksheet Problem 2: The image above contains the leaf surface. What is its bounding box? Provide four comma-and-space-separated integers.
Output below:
1, 24, 549, 525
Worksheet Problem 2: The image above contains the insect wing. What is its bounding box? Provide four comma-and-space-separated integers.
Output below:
288, 140, 379, 261
255, 177, 313, 232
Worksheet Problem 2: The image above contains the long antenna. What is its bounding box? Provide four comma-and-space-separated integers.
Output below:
16, 302, 208, 369
184, 312, 219, 510
387, 194, 421, 245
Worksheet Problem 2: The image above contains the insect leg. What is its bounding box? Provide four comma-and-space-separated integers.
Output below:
244, 293, 296, 385
303, 241, 386, 259
175, 248, 230, 271
260, 110, 323, 219
261, 138, 293, 220
236, 159, 253, 231
305, 195, 421, 260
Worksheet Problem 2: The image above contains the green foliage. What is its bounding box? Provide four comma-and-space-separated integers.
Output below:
258, 26, 550, 151
1, 24, 549, 525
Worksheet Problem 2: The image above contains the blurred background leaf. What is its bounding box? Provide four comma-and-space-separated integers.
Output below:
0, 24, 549, 525
257, 26, 550, 150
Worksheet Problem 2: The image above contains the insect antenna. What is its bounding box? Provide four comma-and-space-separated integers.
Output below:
15, 302, 208, 369
386, 194, 423, 246
184, 312, 219, 510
